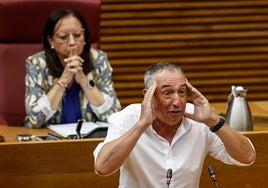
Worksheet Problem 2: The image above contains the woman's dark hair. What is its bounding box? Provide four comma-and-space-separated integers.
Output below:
42, 8, 93, 77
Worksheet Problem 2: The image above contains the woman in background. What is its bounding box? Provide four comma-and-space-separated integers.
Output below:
24, 8, 121, 128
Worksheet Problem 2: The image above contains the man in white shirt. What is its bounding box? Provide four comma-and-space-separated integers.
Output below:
93, 62, 256, 188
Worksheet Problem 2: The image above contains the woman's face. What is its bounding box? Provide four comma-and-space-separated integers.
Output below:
48, 15, 85, 66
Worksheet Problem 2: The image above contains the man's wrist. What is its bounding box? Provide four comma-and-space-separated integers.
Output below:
209, 116, 225, 132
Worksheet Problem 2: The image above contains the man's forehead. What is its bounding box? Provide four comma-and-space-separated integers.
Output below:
159, 82, 187, 89
154, 70, 185, 82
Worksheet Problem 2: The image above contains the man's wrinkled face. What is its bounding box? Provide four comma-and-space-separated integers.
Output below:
152, 69, 187, 126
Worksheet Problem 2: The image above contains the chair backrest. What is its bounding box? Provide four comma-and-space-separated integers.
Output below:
0, 0, 101, 126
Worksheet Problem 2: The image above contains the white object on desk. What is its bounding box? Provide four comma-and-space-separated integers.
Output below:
48, 121, 108, 138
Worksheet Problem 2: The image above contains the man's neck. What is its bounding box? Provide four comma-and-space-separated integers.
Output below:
152, 121, 181, 144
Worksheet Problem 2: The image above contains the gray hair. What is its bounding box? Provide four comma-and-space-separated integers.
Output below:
144, 62, 185, 88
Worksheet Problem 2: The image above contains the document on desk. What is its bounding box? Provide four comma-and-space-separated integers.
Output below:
47, 121, 109, 138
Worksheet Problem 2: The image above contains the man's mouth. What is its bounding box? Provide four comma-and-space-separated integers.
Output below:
169, 110, 181, 113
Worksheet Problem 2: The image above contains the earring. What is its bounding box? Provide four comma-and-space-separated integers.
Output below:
51, 45, 54, 49
84, 42, 86, 45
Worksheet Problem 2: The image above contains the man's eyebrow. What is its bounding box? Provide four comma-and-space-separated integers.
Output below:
160, 83, 187, 89
160, 84, 172, 89
181, 83, 187, 88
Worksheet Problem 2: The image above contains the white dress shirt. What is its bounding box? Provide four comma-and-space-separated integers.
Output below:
94, 103, 252, 188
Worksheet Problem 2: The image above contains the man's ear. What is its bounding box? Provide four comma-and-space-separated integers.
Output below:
143, 89, 147, 95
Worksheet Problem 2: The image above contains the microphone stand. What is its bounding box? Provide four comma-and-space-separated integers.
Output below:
208, 165, 219, 188
214, 181, 219, 188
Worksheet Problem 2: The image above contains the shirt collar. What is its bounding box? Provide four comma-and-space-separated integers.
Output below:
147, 117, 193, 145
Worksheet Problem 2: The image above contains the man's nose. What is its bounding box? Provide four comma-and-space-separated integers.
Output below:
172, 93, 182, 106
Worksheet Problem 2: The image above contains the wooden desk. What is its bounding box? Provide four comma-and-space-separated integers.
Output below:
0, 126, 52, 142
0, 127, 119, 188
0, 101, 267, 187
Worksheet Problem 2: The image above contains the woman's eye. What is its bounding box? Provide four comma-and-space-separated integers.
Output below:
59, 35, 68, 41
74, 33, 81, 38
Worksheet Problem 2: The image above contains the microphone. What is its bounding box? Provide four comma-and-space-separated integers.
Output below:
76, 119, 84, 139
208, 165, 219, 188
166, 168, 172, 188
